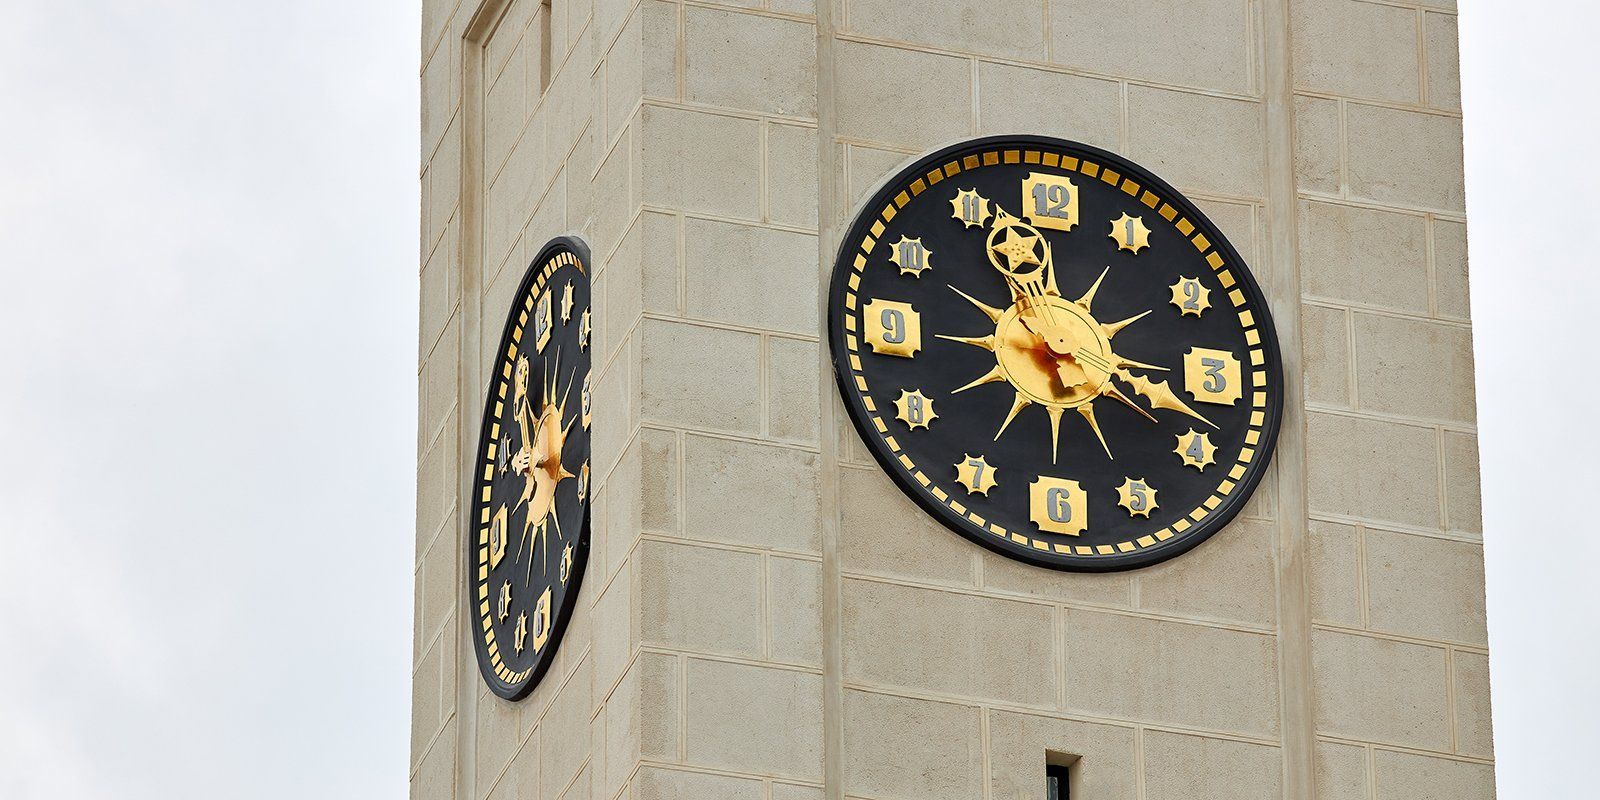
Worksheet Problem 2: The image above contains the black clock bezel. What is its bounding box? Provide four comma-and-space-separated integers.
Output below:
827, 135, 1284, 572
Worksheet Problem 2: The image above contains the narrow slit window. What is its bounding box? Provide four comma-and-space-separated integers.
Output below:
538, 0, 553, 94
1046, 752, 1078, 799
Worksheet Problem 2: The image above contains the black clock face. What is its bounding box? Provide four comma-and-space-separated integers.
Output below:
469, 236, 594, 699
829, 136, 1282, 571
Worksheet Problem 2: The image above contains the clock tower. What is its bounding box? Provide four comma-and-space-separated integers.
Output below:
415, 1, 1490, 799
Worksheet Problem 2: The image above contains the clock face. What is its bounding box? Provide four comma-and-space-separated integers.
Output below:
828, 136, 1282, 571
469, 236, 594, 699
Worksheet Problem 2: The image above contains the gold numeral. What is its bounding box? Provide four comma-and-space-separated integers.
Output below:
1029, 476, 1087, 536
951, 188, 991, 228
1109, 213, 1151, 253
889, 235, 933, 278
1169, 277, 1212, 317
863, 298, 922, 358
1022, 172, 1078, 232
489, 504, 509, 569
535, 291, 553, 352
1175, 429, 1217, 471
955, 454, 997, 495
1183, 347, 1242, 405
1116, 477, 1158, 517
894, 388, 937, 430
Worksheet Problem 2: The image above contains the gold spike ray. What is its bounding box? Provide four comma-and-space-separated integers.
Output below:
1075, 266, 1111, 311
936, 333, 995, 351
953, 365, 1008, 394
994, 393, 1032, 441
1077, 404, 1113, 459
1115, 371, 1215, 427
949, 285, 1003, 322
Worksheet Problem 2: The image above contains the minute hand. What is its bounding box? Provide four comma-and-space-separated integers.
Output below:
1072, 348, 1216, 428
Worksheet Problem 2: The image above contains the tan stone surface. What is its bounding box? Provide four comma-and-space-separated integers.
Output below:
1306, 519, 1361, 627
1364, 528, 1487, 644
849, 0, 1046, 60
769, 556, 822, 666
1373, 750, 1495, 800
640, 540, 765, 657
1292, 0, 1419, 103
1454, 650, 1495, 759
843, 578, 1055, 706
1294, 94, 1341, 195
1315, 740, 1368, 800
835, 40, 971, 148
640, 318, 763, 435
635, 766, 766, 800
1302, 302, 1350, 406
1300, 200, 1431, 314
1307, 412, 1441, 529
1312, 629, 1451, 750
1143, 730, 1283, 800
1434, 218, 1471, 320
987, 710, 1136, 800
1134, 517, 1279, 627
1444, 431, 1483, 535
839, 466, 978, 586
1126, 85, 1264, 198
843, 690, 982, 800
684, 218, 818, 336
976, 62, 1120, 150
1353, 313, 1476, 424
1048, 0, 1253, 94
685, 659, 824, 780
639, 105, 763, 219
1062, 608, 1280, 738
683, 434, 821, 552
683, 6, 816, 117
1346, 104, 1466, 212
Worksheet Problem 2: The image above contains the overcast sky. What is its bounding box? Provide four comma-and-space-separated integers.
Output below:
0, 1, 1593, 797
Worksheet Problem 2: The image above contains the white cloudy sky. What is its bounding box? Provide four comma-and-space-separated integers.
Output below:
0, 0, 1592, 797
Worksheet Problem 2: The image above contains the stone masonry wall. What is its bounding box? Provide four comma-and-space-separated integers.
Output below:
415, 1, 1490, 798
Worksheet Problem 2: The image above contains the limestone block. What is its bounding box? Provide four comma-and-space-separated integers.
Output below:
1354, 313, 1476, 424
591, 341, 638, 479
541, 657, 594, 799
842, 578, 1055, 706
1307, 519, 1362, 627
487, 734, 538, 800
560, 764, 590, 800
640, 318, 763, 435
600, 652, 679, 799
485, 1, 534, 86
767, 124, 820, 230
416, 414, 458, 560
1315, 740, 1368, 800
478, 688, 523, 791
1062, 609, 1280, 738
1433, 218, 1470, 320
428, 116, 463, 256
1135, 517, 1278, 627
1444, 431, 1481, 536
420, 218, 460, 365
638, 211, 680, 316
487, 124, 550, 272
684, 434, 821, 553
413, 718, 457, 799
412, 633, 446, 768
684, 6, 816, 117
1194, 198, 1257, 265
419, 522, 458, 647
835, 40, 971, 149
1306, 412, 1440, 529
768, 0, 815, 16
485, 35, 530, 178
591, 561, 634, 696
1292, 0, 1420, 104
1127, 86, 1264, 198
1143, 730, 1282, 800
846, 144, 915, 210
1373, 750, 1495, 800
839, 465, 977, 586
1295, 94, 1342, 195
684, 218, 818, 336
600, 225, 643, 369
634, 766, 765, 800
987, 710, 1136, 800
770, 785, 824, 800
976, 63, 1119, 150
1425, 12, 1462, 111
639, 106, 762, 220
1312, 629, 1451, 750
422, 34, 456, 163
1299, 200, 1430, 314
685, 659, 824, 780
589, 136, 635, 263
1454, 650, 1495, 759
977, 548, 1132, 607
1302, 303, 1351, 407
1365, 529, 1486, 644
849, 0, 1045, 60
602, 3, 678, 142
1048, 0, 1252, 94
767, 337, 820, 445
843, 690, 983, 800
1346, 104, 1465, 212
769, 556, 822, 666
640, 540, 765, 657
420, 318, 459, 452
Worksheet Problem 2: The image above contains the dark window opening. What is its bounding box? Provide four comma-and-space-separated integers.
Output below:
1047, 762, 1071, 799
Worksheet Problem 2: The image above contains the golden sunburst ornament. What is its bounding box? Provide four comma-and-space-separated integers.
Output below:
938, 208, 1215, 463
510, 351, 580, 580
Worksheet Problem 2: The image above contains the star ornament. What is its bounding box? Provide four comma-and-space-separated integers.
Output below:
1175, 429, 1217, 471
992, 227, 1042, 271
951, 188, 992, 228
1116, 477, 1158, 517
889, 235, 933, 278
893, 388, 937, 430
1169, 277, 1212, 317
1110, 213, 1151, 253
955, 453, 998, 495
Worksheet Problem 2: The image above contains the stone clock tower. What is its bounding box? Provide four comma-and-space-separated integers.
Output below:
415, 1, 1489, 798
